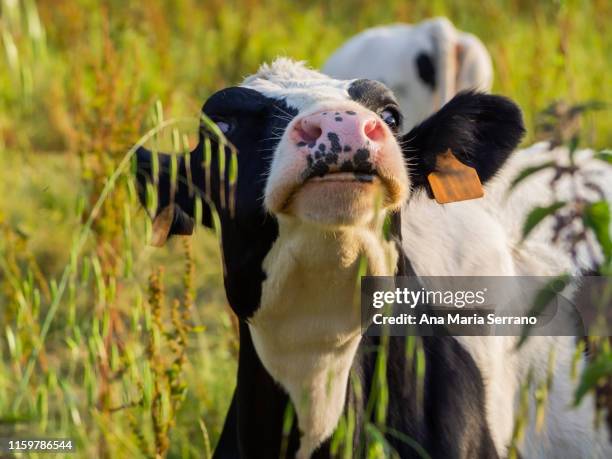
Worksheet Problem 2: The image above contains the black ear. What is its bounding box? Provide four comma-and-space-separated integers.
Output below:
135, 146, 213, 246
402, 91, 525, 187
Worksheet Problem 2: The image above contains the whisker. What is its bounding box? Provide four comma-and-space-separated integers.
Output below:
271, 113, 293, 122
258, 136, 284, 143
273, 105, 296, 119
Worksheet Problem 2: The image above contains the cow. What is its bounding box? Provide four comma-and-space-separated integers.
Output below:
323, 17, 493, 132
135, 59, 610, 458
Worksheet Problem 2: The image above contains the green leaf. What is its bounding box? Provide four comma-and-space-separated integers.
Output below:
279, 402, 295, 459
365, 423, 388, 454
517, 274, 570, 348
595, 150, 612, 165
281, 402, 295, 436
155, 99, 164, 125
522, 202, 566, 241
574, 351, 612, 406
218, 142, 226, 176
380, 426, 432, 459
203, 137, 212, 168
568, 136, 579, 162
170, 153, 178, 196
382, 215, 392, 241
228, 151, 238, 185
583, 201, 612, 263
508, 161, 556, 192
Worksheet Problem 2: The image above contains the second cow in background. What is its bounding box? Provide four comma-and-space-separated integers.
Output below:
324, 17, 493, 131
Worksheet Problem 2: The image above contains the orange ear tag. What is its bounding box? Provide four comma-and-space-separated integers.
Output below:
427, 149, 484, 204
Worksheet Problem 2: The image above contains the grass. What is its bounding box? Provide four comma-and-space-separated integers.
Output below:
0, 0, 610, 457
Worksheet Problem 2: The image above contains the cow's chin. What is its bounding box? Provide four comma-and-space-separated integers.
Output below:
287, 176, 387, 228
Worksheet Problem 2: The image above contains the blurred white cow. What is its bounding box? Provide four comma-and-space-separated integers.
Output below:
324, 17, 494, 131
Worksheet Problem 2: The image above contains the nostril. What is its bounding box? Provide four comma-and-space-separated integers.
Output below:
294, 119, 323, 144
364, 119, 385, 142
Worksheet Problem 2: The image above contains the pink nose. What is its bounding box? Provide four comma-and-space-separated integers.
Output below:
290, 109, 389, 178
293, 110, 386, 148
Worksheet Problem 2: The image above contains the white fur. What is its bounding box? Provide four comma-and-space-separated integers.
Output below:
249, 215, 397, 458
242, 58, 354, 112
401, 143, 612, 457
323, 17, 493, 131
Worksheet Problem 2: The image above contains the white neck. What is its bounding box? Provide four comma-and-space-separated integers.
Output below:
249, 215, 397, 458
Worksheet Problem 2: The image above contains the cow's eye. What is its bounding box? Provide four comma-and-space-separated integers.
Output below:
213, 118, 234, 135
380, 108, 400, 130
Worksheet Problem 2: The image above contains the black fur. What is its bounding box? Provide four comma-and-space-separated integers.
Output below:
348, 79, 403, 130
199, 87, 291, 318
416, 53, 436, 90
135, 145, 213, 231
403, 90, 525, 187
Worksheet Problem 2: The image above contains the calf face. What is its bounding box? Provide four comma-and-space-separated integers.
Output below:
135, 58, 524, 457
259, 79, 408, 228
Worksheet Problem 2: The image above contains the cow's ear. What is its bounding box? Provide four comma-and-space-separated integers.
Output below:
149, 204, 195, 247
135, 146, 214, 246
402, 91, 525, 203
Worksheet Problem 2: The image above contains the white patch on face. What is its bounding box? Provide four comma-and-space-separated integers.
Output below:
249, 214, 398, 458
242, 58, 355, 112
242, 58, 410, 228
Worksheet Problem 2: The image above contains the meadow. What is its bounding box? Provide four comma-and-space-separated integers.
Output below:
0, 0, 610, 457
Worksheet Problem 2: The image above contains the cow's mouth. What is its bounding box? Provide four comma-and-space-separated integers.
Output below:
307, 171, 378, 184
289, 166, 383, 211
277, 166, 396, 227
264, 138, 410, 226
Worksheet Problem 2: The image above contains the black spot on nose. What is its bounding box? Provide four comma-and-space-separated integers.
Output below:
335, 116, 343, 122
325, 153, 339, 165
343, 145, 352, 152
328, 132, 342, 154
318, 143, 326, 153
312, 161, 330, 177
340, 160, 353, 172
354, 148, 370, 164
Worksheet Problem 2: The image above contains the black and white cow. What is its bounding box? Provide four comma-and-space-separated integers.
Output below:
324, 17, 493, 132
135, 59, 609, 458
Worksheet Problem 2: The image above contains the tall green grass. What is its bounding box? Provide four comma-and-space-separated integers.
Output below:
0, 0, 610, 457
